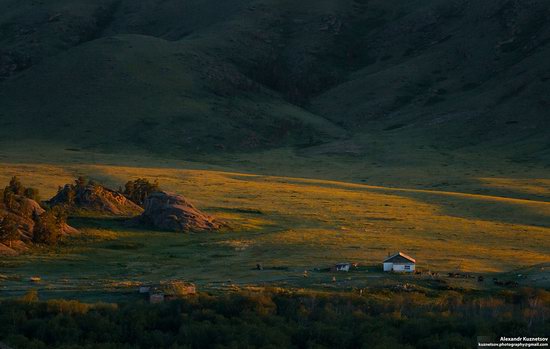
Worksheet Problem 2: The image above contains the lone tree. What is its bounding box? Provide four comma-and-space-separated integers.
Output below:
123, 178, 160, 206
6, 176, 24, 196
0, 215, 19, 247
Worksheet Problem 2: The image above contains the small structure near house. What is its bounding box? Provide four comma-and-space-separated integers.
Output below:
29, 276, 41, 283
332, 263, 351, 272
149, 292, 165, 304
142, 280, 196, 303
392, 283, 417, 292
383, 252, 416, 272
139, 286, 151, 294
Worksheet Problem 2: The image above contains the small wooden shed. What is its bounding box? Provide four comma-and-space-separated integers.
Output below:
332, 263, 351, 272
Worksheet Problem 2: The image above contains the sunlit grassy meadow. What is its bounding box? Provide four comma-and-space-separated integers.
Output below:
1, 155, 548, 301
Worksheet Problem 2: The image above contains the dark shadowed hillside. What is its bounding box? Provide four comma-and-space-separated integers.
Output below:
0, 0, 548, 163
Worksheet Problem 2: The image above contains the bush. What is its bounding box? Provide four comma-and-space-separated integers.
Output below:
75, 176, 89, 189
161, 281, 197, 298
0, 214, 19, 245
46, 299, 91, 315
23, 187, 40, 202
5, 176, 24, 196
32, 207, 67, 245
123, 178, 160, 206
3, 176, 40, 205
19, 289, 39, 303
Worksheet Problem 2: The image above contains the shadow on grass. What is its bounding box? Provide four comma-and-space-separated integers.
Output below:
400, 191, 550, 228
68, 216, 143, 233
67, 215, 232, 235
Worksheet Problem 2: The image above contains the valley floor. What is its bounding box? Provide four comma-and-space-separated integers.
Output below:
0, 146, 548, 301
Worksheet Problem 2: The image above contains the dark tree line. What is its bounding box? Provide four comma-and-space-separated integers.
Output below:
0, 288, 548, 349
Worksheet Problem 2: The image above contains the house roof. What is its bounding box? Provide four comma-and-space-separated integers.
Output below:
383, 252, 416, 263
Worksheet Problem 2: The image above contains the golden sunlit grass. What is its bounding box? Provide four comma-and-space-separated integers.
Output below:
477, 177, 550, 198
1, 161, 548, 276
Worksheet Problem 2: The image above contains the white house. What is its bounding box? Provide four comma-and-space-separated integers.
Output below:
383, 252, 416, 272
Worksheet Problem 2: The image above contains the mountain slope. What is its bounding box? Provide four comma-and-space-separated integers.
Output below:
0, 33, 344, 153
310, 0, 550, 159
0, 0, 548, 162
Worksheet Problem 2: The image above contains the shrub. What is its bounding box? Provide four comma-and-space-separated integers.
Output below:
123, 178, 160, 206
3, 176, 40, 206
5, 176, 24, 196
32, 207, 68, 245
161, 281, 197, 298
23, 187, 40, 202
47, 299, 91, 315
0, 214, 19, 245
19, 289, 39, 303
75, 176, 89, 189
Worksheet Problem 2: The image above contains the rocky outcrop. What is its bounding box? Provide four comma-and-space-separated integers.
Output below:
48, 183, 143, 216
133, 191, 220, 232
1, 195, 44, 242
5, 195, 44, 217
0, 195, 77, 255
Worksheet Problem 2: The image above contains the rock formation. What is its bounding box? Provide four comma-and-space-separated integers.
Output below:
133, 191, 220, 232
48, 182, 143, 216
0, 195, 77, 255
